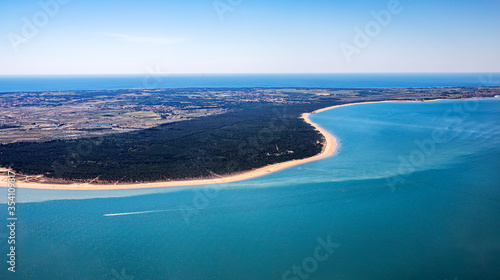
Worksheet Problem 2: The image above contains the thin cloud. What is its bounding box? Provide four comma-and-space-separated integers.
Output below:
101, 32, 186, 45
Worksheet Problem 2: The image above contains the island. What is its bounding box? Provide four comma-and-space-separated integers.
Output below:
0, 86, 498, 189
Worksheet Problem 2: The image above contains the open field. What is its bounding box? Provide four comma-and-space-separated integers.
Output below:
1, 87, 498, 143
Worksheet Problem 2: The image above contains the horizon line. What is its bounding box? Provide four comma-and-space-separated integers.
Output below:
1, 72, 500, 77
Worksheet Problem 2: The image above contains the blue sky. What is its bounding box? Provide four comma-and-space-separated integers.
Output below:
1, 0, 499, 75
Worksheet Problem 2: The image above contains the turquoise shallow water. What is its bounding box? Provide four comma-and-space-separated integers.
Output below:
1, 98, 499, 279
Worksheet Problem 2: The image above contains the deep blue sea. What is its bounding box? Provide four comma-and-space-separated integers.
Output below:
1, 73, 500, 92
0, 75, 499, 279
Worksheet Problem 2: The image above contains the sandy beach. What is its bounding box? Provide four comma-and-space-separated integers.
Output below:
0, 110, 337, 190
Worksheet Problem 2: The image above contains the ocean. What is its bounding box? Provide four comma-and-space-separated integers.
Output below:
0, 75, 499, 279
1, 73, 500, 92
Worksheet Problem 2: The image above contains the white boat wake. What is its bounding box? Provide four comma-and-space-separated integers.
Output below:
103, 209, 180, 217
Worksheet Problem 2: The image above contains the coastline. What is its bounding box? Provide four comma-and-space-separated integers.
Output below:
0, 97, 495, 190
312, 98, 446, 114
0, 110, 337, 190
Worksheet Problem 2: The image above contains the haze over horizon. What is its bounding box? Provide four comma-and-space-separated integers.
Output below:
1, 0, 499, 75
